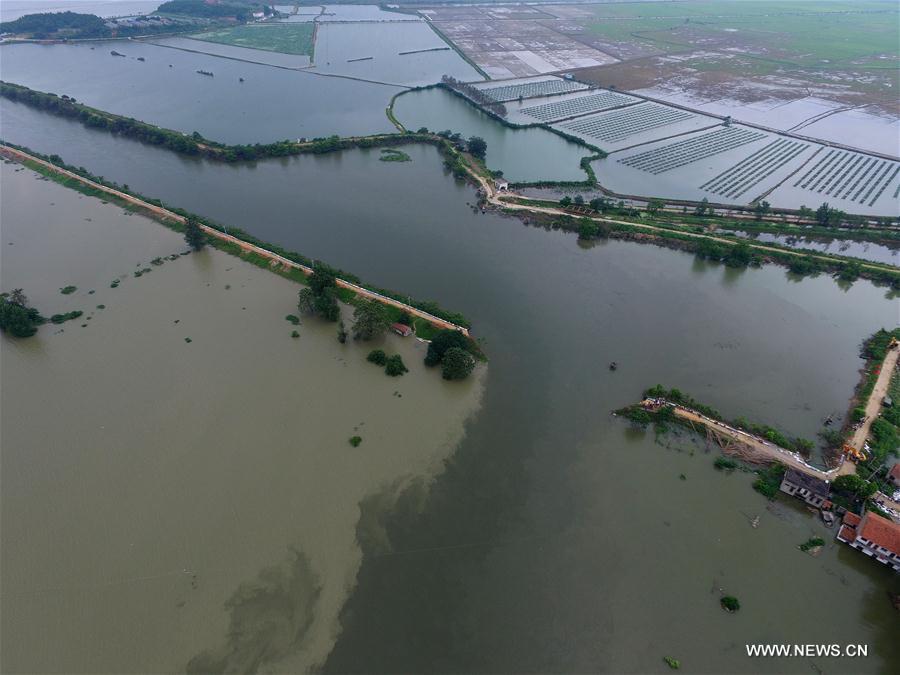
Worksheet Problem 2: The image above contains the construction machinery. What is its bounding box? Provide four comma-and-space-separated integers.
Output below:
844, 443, 867, 462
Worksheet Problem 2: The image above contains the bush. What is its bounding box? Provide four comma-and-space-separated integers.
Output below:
0, 295, 44, 337
60, 285, 77, 295
799, 537, 825, 552
367, 349, 387, 366
720, 596, 740, 612
385, 354, 408, 377
349, 436, 362, 447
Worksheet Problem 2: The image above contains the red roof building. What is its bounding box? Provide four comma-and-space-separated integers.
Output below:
391, 323, 413, 337
889, 463, 900, 488
836, 511, 900, 572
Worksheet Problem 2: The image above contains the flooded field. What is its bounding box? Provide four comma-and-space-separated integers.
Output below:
393, 88, 591, 182
0, 160, 484, 673
3, 99, 900, 673
311, 21, 482, 86
0, 41, 400, 142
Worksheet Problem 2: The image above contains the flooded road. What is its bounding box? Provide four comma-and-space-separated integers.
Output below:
2, 93, 899, 672
1, 162, 484, 673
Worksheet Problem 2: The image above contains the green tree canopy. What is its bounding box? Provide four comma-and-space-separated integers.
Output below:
441, 347, 475, 380
352, 299, 389, 340
184, 218, 206, 251
424, 329, 471, 367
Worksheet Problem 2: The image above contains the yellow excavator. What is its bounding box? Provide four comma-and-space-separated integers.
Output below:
890, 337, 899, 350
843, 443, 867, 462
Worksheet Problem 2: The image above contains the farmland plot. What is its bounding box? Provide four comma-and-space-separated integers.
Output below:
476, 77, 588, 103
766, 148, 900, 216
561, 102, 693, 142
700, 138, 813, 200
594, 126, 818, 208
519, 90, 638, 122
618, 127, 766, 174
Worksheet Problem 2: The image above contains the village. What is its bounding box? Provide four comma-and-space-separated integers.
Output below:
632, 336, 900, 574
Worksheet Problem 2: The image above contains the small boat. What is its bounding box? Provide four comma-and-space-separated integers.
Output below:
239, 77, 245, 82
609, 361, 618, 371
137, 56, 145, 62
751, 516, 760, 528
196, 69, 214, 77
110, 50, 125, 57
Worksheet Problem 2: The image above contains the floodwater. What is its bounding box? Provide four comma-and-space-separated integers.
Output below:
723, 229, 900, 266
3, 98, 900, 671
393, 88, 592, 182
0, 161, 484, 673
0, 0, 159, 22
0, 42, 400, 142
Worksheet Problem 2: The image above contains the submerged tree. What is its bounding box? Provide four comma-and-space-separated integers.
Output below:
440, 347, 475, 380
183, 217, 206, 251
467, 136, 487, 160
0, 292, 44, 338
351, 299, 389, 340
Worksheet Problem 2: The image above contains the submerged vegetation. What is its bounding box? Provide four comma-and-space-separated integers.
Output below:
0, 290, 44, 338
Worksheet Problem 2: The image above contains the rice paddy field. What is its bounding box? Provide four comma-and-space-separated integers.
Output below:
191, 23, 316, 57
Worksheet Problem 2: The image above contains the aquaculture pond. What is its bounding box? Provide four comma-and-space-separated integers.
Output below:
3, 100, 899, 673
393, 87, 593, 182
0, 41, 400, 142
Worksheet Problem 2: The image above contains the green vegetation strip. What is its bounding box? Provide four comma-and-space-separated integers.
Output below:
191, 22, 315, 57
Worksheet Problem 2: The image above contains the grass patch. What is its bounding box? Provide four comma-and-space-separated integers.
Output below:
752, 463, 786, 499
192, 23, 315, 56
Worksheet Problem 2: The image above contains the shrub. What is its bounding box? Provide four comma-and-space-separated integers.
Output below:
714, 456, 738, 472
799, 537, 825, 552
752, 463, 786, 499
720, 596, 740, 612
60, 285, 77, 295
349, 436, 362, 447
367, 349, 387, 366
385, 354, 408, 377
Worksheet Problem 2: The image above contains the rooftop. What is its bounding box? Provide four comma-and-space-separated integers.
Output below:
783, 468, 830, 497
889, 463, 900, 481
858, 512, 900, 554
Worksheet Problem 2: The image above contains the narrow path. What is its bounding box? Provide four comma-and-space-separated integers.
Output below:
1, 145, 469, 336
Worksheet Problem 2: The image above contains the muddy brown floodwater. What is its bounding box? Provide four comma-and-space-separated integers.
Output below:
0, 162, 484, 673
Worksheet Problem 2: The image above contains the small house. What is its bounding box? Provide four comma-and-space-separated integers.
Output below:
889, 463, 900, 489
391, 322, 413, 337
495, 179, 509, 192
837, 511, 900, 572
779, 468, 830, 507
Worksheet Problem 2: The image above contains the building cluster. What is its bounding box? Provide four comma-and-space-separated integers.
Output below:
779, 467, 900, 573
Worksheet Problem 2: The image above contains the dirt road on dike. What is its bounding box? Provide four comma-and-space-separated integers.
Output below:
849, 344, 899, 453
